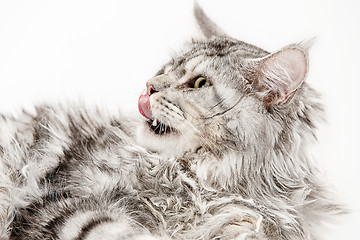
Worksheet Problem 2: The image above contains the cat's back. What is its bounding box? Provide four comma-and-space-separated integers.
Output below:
0, 102, 142, 171
0, 103, 148, 236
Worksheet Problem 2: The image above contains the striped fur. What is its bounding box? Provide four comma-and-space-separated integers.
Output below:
0, 4, 343, 240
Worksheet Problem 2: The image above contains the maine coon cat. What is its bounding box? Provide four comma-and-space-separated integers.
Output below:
0, 3, 343, 240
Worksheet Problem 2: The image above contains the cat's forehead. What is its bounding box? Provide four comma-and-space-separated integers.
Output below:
163, 38, 269, 77
165, 38, 269, 70
187, 38, 268, 59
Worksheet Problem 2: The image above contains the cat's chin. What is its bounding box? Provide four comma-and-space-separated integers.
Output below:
136, 120, 198, 158
146, 119, 177, 135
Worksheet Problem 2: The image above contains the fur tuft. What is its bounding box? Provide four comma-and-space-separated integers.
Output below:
0, 4, 343, 240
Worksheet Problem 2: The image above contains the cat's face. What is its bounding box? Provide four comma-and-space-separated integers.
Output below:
137, 39, 267, 156
137, 6, 309, 157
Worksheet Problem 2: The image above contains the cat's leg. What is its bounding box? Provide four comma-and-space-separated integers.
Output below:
59, 213, 162, 240
81, 219, 161, 240
204, 203, 268, 240
11, 212, 163, 240
9, 194, 165, 240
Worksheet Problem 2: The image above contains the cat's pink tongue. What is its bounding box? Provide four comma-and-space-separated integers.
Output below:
138, 93, 153, 119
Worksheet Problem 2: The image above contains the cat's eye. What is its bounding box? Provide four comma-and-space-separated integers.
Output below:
193, 76, 210, 88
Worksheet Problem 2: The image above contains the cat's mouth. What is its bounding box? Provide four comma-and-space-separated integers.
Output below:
138, 93, 177, 135
146, 119, 176, 135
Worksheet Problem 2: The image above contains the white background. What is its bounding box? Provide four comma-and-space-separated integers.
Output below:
0, 0, 359, 239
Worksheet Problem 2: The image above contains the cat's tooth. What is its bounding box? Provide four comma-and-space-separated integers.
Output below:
152, 119, 158, 126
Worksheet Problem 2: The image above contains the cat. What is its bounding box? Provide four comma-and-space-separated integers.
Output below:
0, 3, 344, 240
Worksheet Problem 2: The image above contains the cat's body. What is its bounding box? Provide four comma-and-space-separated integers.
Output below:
0, 4, 343, 240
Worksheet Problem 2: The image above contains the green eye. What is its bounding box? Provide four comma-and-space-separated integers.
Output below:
193, 76, 210, 88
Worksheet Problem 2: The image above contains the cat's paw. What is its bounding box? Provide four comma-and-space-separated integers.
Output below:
216, 217, 266, 240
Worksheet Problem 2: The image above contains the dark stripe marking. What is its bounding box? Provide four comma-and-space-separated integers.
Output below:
75, 216, 113, 240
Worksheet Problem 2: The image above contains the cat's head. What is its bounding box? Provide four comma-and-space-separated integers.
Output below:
137, 4, 320, 159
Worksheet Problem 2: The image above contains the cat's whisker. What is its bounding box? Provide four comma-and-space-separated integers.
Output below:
2, 3, 342, 240
207, 97, 227, 112
182, 119, 224, 158
202, 95, 245, 120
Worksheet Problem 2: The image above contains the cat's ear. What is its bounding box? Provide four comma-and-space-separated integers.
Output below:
249, 45, 308, 106
194, 2, 228, 39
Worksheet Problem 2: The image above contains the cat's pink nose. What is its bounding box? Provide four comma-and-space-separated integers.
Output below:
138, 92, 153, 119
147, 85, 158, 96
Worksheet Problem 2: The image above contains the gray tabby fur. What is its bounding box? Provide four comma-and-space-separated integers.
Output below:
0, 3, 343, 240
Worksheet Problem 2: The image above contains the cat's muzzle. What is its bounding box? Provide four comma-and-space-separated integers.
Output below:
139, 92, 176, 135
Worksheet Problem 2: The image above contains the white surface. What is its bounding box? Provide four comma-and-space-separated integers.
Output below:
0, 0, 359, 239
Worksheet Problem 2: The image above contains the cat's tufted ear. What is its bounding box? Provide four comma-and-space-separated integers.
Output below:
249, 45, 308, 106
194, 2, 228, 39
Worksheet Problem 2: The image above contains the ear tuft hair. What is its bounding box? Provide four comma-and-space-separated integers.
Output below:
250, 45, 309, 106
